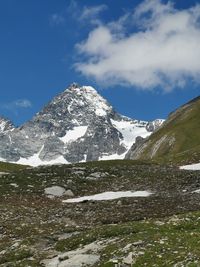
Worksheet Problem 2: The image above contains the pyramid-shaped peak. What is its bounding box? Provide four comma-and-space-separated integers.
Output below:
62, 84, 112, 116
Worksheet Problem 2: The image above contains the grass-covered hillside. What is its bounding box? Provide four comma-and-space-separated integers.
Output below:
128, 96, 200, 165
0, 161, 27, 172
1, 160, 200, 266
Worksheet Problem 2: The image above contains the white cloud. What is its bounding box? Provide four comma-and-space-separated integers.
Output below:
67, 1, 107, 25
75, 0, 200, 90
2, 99, 32, 112
80, 5, 107, 22
14, 99, 32, 108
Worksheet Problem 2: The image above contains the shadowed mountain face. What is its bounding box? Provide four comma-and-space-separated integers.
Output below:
127, 96, 200, 165
0, 84, 160, 166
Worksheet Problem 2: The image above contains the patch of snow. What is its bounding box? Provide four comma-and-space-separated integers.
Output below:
79, 154, 87, 163
8, 135, 12, 144
0, 121, 6, 132
99, 153, 126, 161
59, 126, 88, 144
16, 155, 69, 167
44, 186, 66, 197
15, 146, 69, 167
0, 157, 7, 162
0, 118, 14, 133
63, 190, 153, 203
180, 163, 200, 171
192, 189, 200, 193
111, 119, 151, 149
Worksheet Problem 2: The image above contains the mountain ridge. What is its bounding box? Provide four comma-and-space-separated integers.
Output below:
127, 94, 200, 164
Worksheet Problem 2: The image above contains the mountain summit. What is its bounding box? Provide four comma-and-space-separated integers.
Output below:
0, 84, 160, 166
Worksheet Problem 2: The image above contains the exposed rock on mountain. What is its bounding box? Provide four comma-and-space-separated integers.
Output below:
0, 84, 158, 166
146, 119, 165, 132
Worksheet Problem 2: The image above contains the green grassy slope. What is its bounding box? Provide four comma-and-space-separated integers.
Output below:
131, 96, 200, 164
0, 161, 27, 172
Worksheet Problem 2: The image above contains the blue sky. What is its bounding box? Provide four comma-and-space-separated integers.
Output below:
0, 0, 200, 126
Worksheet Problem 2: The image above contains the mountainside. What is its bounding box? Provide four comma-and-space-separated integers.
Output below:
127, 95, 200, 164
0, 117, 15, 133
0, 84, 160, 166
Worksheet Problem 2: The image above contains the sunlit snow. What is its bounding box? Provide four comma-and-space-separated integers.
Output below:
83, 86, 111, 117
180, 163, 200, 171
15, 146, 69, 167
111, 119, 150, 149
99, 119, 151, 161
63, 190, 153, 203
59, 126, 88, 143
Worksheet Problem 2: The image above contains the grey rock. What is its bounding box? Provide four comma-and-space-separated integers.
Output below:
0, 84, 159, 166
65, 189, 74, 197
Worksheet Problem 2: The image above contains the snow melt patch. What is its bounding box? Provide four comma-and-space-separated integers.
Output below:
59, 126, 88, 143
16, 155, 68, 167
192, 189, 200, 193
63, 190, 153, 203
180, 163, 200, 171
111, 119, 150, 149
15, 146, 69, 167
99, 153, 126, 161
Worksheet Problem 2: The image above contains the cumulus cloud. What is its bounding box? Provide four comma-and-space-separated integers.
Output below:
75, 0, 200, 90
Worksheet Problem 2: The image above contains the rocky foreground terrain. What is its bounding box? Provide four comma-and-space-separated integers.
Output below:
1, 160, 200, 266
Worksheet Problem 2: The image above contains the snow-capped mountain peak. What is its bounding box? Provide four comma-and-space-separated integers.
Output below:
0, 84, 161, 166
64, 84, 112, 117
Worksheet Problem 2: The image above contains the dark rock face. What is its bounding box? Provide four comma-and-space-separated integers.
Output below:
0, 84, 154, 166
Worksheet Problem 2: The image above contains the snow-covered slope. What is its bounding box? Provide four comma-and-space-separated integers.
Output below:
0, 117, 15, 133
0, 84, 159, 166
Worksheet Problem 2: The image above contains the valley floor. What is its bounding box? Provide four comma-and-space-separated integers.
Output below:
0, 160, 200, 266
